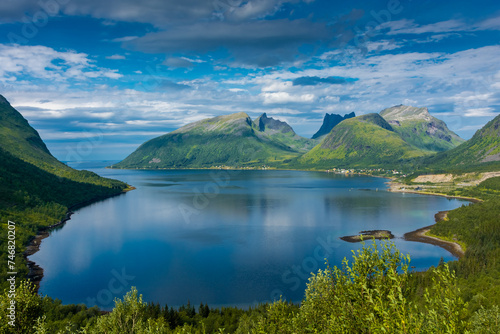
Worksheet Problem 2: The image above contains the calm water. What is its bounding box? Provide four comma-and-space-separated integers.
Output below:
30, 162, 468, 309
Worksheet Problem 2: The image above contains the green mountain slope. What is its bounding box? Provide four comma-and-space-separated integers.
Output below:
0, 93, 128, 212
423, 114, 500, 172
0, 94, 128, 288
312, 112, 356, 139
0, 95, 59, 170
254, 113, 316, 153
380, 105, 464, 152
113, 112, 308, 169
0, 95, 126, 188
297, 113, 428, 168
0, 147, 126, 214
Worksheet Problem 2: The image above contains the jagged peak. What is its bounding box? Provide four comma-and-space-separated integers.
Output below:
311, 112, 356, 139
255, 113, 294, 134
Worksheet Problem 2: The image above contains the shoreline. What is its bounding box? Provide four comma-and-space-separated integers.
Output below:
386, 179, 482, 203
387, 178, 473, 259
403, 211, 465, 259
24, 187, 135, 292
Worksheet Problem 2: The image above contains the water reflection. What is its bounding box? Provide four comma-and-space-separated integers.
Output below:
31, 168, 468, 309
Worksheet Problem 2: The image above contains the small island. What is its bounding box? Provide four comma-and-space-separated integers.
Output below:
340, 230, 395, 243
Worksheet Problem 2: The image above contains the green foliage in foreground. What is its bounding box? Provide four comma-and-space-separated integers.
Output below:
256, 242, 469, 333
2, 241, 499, 334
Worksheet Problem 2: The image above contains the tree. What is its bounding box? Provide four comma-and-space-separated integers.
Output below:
91, 286, 147, 333
0, 280, 43, 334
257, 240, 469, 333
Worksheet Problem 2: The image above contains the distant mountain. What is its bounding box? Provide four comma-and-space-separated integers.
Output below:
312, 112, 356, 139
113, 112, 312, 169
380, 105, 464, 152
298, 113, 428, 168
255, 113, 316, 153
424, 113, 500, 171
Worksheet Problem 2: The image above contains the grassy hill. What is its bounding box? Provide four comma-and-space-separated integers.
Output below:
113, 112, 312, 169
380, 105, 464, 152
296, 113, 429, 169
420, 114, 500, 173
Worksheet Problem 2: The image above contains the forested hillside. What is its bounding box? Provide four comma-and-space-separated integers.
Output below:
0, 96, 129, 293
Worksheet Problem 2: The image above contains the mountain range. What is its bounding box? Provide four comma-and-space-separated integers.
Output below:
2, 93, 499, 173
112, 112, 316, 169
115, 104, 484, 170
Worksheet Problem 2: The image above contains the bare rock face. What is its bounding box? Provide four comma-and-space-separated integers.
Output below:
380, 105, 433, 122
380, 105, 464, 152
312, 112, 356, 139
255, 113, 294, 134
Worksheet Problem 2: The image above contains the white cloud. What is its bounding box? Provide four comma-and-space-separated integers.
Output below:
110, 36, 139, 42
365, 40, 403, 52
463, 107, 498, 117
475, 15, 500, 31
252, 107, 302, 115
0, 44, 123, 82
382, 19, 468, 35
38, 130, 168, 140
320, 96, 340, 103
261, 80, 293, 92
380, 16, 500, 38
459, 124, 485, 131
106, 54, 126, 60
451, 91, 495, 106
403, 98, 418, 106
261, 92, 315, 104
181, 56, 205, 64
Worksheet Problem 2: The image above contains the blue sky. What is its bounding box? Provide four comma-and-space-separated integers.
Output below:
1, 0, 499, 161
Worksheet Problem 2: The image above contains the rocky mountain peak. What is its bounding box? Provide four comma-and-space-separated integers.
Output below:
312, 112, 356, 139
380, 105, 432, 123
